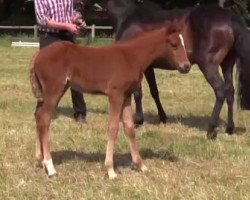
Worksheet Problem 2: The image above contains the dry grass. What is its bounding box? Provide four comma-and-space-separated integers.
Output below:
0, 37, 250, 200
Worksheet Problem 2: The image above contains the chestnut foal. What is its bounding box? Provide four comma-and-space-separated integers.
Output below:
30, 24, 190, 179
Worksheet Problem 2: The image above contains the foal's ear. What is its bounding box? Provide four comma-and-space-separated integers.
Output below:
165, 19, 181, 35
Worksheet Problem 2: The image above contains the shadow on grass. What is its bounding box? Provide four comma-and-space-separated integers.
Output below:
54, 106, 213, 132
53, 106, 108, 119
142, 112, 224, 132
52, 148, 178, 168
53, 107, 73, 119
52, 107, 245, 134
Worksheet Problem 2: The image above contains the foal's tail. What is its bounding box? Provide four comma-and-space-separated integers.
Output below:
29, 51, 43, 102
233, 15, 250, 109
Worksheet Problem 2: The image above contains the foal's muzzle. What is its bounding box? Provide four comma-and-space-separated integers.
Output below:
178, 63, 191, 74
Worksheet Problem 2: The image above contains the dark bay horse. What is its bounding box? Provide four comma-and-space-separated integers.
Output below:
30, 25, 190, 179
107, 0, 250, 139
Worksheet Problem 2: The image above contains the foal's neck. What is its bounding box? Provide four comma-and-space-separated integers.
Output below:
123, 29, 167, 72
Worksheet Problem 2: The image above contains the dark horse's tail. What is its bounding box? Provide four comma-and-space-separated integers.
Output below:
233, 15, 250, 109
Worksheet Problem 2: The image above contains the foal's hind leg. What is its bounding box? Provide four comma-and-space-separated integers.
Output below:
122, 97, 147, 172
199, 63, 226, 139
221, 53, 236, 134
35, 85, 67, 176
35, 94, 61, 176
144, 67, 167, 123
35, 101, 45, 168
35, 99, 57, 176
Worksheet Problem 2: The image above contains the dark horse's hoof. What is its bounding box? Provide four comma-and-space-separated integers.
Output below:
158, 111, 167, 124
207, 131, 217, 140
159, 115, 167, 124
134, 115, 144, 125
225, 126, 235, 135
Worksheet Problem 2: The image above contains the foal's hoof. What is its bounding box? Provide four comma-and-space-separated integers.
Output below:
42, 159, 57, 178
131, 163, 148, 172
207, 131, 217, 140
140, 164, 148, 172
107, 170, 118, 180
35, 160, 43, 169
44, 167, 57, 178
48, 173, 57, 179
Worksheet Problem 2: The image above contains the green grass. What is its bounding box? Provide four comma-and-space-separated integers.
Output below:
0, 36, 250, 200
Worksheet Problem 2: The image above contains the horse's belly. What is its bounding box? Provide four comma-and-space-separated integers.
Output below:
70, 80, 106, 95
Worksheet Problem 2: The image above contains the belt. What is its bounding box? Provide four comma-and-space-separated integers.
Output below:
39, 30, 73, 37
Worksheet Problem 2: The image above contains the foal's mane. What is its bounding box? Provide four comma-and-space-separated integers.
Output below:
115, 27, 166, 45
113, 23, 180, 49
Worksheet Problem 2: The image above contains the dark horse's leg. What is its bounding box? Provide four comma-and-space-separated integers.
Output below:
133, 83, 144, 124
133, 66, 167, 124
198, 62, 226, 139
221, 51, 236, 134
144, 66, 167, 123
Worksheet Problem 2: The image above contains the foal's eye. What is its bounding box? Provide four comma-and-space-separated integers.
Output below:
171, 44, 178, 49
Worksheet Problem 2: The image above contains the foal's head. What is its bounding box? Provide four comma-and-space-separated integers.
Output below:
164, 21, 191, 74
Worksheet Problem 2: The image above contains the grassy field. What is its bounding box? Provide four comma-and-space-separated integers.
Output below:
0, 36, 250, 200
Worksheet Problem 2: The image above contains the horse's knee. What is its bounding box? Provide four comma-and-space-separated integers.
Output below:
123, 121, 135, 137
108, 125, 119, 140
215, 85, 227, 102
216, 84, 234, 103
225, 85, 235, 102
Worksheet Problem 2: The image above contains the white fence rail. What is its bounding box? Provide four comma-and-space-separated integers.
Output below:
0, 25, 113, 40
11, 41, 39, 47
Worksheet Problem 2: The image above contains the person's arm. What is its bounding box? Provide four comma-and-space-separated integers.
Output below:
34, 0, 48, 26
34, 0, 79, 34
46, 20, 79, 34
72, 11, 87, 29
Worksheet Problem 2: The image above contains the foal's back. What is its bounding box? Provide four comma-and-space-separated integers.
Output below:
34, 28, 168, 94
34, 42, 127, 94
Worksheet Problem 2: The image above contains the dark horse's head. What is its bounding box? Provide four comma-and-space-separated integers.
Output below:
107, 0, 162, 30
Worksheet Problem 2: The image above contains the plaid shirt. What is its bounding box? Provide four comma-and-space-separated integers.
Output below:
34, 0, 79, 32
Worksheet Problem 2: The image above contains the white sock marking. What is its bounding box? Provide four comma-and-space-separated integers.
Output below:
43, 159, 56, 176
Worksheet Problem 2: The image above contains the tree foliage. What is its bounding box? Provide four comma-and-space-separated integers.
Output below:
0, 0, 249, 25
225, 0, 249, 22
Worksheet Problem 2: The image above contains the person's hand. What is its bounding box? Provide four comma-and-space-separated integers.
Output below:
65, 24, 80, 34
72, 13, 87, 30
76, 19, 87, 30
72, 12, 82, 24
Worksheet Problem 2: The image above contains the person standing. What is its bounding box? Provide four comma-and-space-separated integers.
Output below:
34, 0, 87, 123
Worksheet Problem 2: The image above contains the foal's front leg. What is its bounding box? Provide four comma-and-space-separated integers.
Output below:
105, 93, 124, 179
122, 97, 147, 172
